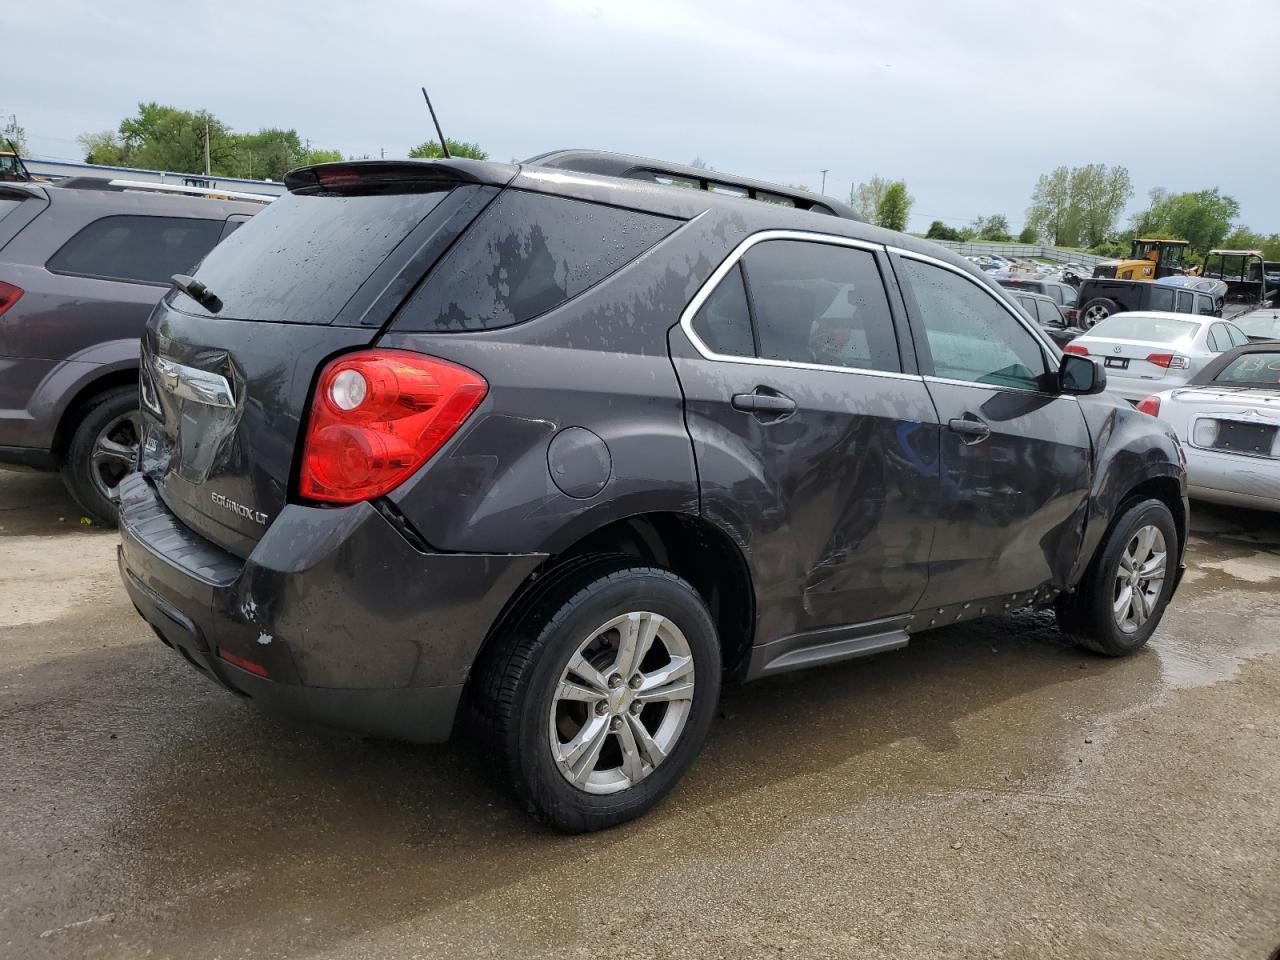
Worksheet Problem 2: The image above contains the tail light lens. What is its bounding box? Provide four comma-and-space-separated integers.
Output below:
1063, 344, 1089, 356
299, 350, 487, 503
1146, 353, 1190, 369
1136, 396, 1162, 417
1063, 308, 1078, 323
0, 281, 24, 315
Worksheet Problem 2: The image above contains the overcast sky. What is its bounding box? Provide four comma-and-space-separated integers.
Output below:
5, 0, 1278, 233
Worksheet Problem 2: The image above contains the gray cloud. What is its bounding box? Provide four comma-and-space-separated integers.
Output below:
6, 0, 1278, 231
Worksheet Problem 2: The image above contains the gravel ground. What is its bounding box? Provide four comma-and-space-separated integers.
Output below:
2, 469, 1278, 960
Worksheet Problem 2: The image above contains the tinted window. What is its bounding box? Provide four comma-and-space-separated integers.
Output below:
1035, 299, 1064, 327
178, 190, 449, 322
403, 190, 678, 331
691, 263, 754, 357
899, 258, 1049, 390
1058, 284, 1077, 307
742, 240, 899, 373
1213, 352, 1280, 385
47, 215, 222, 285
1148, 286, 1175, 311
1175, 290, 1194, 314
1195, 293, 1215, 316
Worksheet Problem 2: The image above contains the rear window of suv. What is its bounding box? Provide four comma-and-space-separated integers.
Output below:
48, 215, 223, 285
396, 190, 679, 331
175, 190, 452, 322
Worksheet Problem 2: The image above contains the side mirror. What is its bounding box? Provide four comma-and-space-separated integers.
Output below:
1059, 353, 1107, 395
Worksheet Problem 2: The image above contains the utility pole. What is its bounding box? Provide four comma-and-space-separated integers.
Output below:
203, 120, 211, 176
380, 147, 385, 159
819, 169, 829, 196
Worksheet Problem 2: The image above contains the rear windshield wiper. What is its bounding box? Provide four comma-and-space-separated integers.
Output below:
170, 274, 223, 313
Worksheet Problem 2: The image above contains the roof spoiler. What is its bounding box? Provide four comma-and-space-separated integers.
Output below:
525, 149, 864, 221
285, 159, 518, 195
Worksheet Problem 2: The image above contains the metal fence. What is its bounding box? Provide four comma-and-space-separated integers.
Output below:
928, 240, 1111, 269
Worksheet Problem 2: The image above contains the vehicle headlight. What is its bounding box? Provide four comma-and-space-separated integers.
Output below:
1192, 419, 1219, 448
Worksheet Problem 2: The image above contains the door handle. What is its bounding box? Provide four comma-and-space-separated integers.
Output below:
732, 390, 797, 417
948, 417, 991, 443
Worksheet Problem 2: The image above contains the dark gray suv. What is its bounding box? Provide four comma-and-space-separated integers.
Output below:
0, 180, 258, 522
117, 152, 1188, 831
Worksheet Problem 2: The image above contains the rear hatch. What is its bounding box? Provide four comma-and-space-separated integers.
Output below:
137, 161, 512, 557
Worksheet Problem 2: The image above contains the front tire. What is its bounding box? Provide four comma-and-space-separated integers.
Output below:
476, 561, 721, 832
61, 386, 141, 526
1057, 498, 1178, 656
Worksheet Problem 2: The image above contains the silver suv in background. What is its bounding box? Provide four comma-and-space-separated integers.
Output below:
0, 180, 259, 522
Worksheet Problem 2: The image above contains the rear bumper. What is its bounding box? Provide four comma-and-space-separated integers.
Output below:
117, 473, 544, 742
1185, 446, 1280, 512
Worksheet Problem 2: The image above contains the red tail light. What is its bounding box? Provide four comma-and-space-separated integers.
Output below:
1063, 308, 1078, 323
299, 350, 487, 503
1063, 344, 1089, 356
1145, 353, 1190, 369
0, 281, 24, 315
1136, 396, 1161, 416
218, 648, 269, 677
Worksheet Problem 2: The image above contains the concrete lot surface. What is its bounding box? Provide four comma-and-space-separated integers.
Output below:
2, 469, 1278, 959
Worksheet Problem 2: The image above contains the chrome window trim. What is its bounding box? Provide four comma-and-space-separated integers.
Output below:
678, 229, 923, 383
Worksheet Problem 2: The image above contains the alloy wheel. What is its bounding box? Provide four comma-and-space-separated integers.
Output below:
1084, 305, 1110, 328
1112, 524, 1167, 634
90, 410, 142, 503
549, 611, 695, 795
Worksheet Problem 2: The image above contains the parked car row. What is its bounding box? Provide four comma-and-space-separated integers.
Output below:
0, 179, 260, 521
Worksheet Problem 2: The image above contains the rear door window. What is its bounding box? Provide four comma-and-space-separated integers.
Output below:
399, 190, 679, 331
1175, 290, 1194, 314
741, 240, 900, 373
898, 257, 1050, 391
47, 215, 222, 285
1035, 299, 1064, 326
1148, 285, 1175, 311
1195, 293, 1215, 316
1058, 284, 1077, 307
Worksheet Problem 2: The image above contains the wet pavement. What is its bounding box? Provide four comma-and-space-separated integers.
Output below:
2, 469, 1278, 959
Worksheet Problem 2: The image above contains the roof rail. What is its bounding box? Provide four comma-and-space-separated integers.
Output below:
524, 149, 863, 221
105, 180, 275, 203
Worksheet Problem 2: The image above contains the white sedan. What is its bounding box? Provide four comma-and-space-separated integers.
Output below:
1064, 311, 1251, 404
1136, 344, 1280, 511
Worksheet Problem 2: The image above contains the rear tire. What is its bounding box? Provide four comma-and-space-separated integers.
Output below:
1057, 498, 1178, 656
61, 386, 140, 526
474, 559, 721, 832
1080, 297, 1118, 328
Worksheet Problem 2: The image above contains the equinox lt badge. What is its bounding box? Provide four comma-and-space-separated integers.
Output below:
210, 491, 268, 526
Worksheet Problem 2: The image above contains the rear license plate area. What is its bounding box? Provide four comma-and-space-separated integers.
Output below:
1104, 357, 1129, 369
1213, 420, 1277, 455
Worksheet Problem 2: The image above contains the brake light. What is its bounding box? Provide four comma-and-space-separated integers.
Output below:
315, 166, 361, 188
0, 281, 23, 315
1146, 353, 1190, 369
1063, 344, 1089, 356
1136, 396, 1162, 417
1063, 308, 1078, 323
299, 350, 487, 503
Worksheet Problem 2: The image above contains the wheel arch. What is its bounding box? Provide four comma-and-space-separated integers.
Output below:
465, 511, 756, 706
51, 366, 139, 464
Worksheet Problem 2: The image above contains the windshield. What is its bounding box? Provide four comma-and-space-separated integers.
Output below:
1088, 314, 1198, 343
1234, 313, 1280, 341
1213, 352, 1280, 386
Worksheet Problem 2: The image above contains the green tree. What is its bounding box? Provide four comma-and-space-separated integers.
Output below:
1131, 187, 1241, 255
1221, 227, 1280, 261
850, 175, 890, 221
78, 130, 131, 166
232, 127, 303, 180
925, 220, 964, 242
1018, 225, 1038, 244
118, 103, 238, 174
970, 214, 1012, 242
408, 138, 487, 160
1026, 164, 1130, 248
874, 181, 913, 232
2, 115, 27, 155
